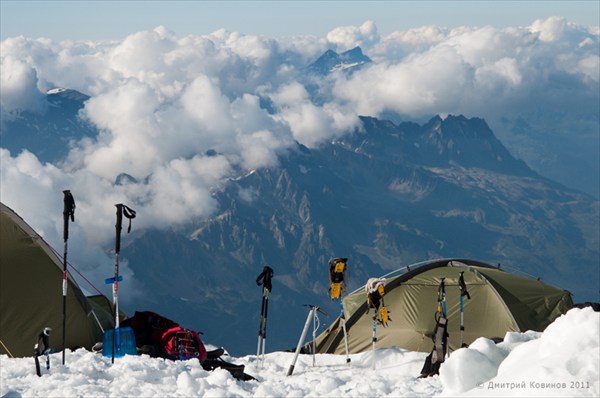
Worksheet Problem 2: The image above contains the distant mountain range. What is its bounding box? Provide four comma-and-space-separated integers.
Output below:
307, 46, 372, 75
1, 49, 598, 355
1, 88, 94, 163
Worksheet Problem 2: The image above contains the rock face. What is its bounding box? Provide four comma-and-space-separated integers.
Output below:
307, 46, 372, 75
124, 115, 598, 355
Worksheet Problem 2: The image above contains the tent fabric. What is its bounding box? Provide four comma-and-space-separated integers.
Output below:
315, 259, 573, 354
0, 203, 114, 357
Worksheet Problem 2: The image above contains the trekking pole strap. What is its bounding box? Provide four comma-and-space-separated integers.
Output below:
459, 272, 471, 299
115, 204, 136, 253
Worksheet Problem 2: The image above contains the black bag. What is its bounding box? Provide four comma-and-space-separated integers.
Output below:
419, 316, 448, 378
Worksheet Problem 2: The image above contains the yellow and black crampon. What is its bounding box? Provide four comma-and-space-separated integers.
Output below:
366, 277, 391, 327
328, 258, 348, 300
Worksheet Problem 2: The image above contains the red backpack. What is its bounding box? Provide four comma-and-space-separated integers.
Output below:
162, 326, 207, 362
122, 311, 207, 362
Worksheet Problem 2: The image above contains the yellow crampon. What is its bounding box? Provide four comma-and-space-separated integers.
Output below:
330, 283, 342, 299
329, 259, 347, 300
378, 306, 391, 326
334, 261, 345, 274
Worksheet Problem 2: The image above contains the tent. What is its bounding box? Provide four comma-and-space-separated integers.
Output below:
314, 259, 573, 354
0, 202, 114, 357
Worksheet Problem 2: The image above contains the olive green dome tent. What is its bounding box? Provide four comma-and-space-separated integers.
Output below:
0, 202, 114, 357
315, 259, 573, 355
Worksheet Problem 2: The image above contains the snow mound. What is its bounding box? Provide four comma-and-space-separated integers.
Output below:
440, 307, 599, 396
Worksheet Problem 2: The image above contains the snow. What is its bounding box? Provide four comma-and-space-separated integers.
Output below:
46, 88, 67, 94
1, 308, 598, 397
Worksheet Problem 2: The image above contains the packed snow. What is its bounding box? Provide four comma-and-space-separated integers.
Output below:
1, 308, 598, 397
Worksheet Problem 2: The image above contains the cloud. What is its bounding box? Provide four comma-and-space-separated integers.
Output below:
0, 55, 46, 114
326, 20, 380, 51
331, 19, 598, 120
269, 82, 361, 146
1, 17, 598, 286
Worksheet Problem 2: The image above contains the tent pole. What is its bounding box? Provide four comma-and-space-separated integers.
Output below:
0, 339, 14, 358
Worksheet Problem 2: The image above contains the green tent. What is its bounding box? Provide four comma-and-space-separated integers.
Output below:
315, 259, 573, 354
0, 202, 114, 357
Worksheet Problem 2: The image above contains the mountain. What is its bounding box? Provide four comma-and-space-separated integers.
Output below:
0, 88, 94, 163
123, 115, 597, 355
1, 89, 597, 356
307, 46, 372, 75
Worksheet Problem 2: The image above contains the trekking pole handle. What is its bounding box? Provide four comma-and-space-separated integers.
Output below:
115, 204, 124, 254
63, 190, 75, 241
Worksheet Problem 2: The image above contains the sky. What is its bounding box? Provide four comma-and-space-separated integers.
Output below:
0, 307, 598, 397
1, 1, 599, 41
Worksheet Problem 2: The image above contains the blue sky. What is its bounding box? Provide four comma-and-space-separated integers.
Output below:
1, 0, 599, 40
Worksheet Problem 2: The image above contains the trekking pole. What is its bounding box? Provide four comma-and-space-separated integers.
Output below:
438, 277, 447, 319
366, 277, 386, 370
287, 305, 325, 376
255, 266, 273, 368
107, 203, 136, 364
435, 278, 448, 361
328, 258, 351, 365
61, 190, 75, 365
458, 271, 471, 348
339, 298, 351, 365
371, 307, 377, 370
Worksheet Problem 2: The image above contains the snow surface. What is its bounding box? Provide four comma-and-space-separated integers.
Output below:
1, 308, 598, 397
46, 88, 67, 95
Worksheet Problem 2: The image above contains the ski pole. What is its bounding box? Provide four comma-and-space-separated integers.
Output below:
61, 190, 75, 365
255, 266, 273, 367
458, 271, 471, 348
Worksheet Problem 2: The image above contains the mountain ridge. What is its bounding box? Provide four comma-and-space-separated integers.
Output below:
1, 87, 597, 356
307, 46, 372, 75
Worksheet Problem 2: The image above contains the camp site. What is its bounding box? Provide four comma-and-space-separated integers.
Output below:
1, 201, 598, 396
